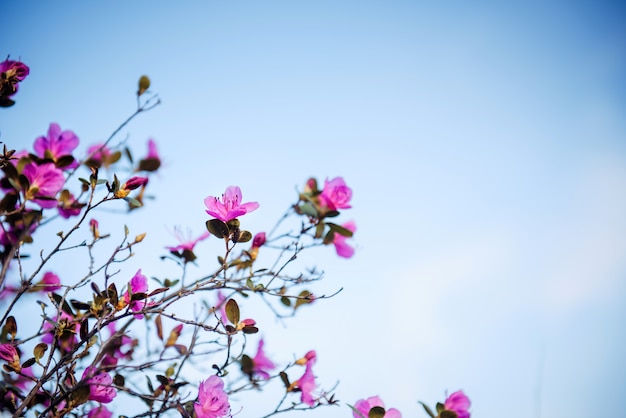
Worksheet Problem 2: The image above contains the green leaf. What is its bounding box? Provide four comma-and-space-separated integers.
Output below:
206, 219, 229, 239
436, 402, 445, 414
419, 402, 436, 418
50, 293, 75, 316
327, 222, 353, 237
298, 202, 318, 217
138, 75, 150, 96
33, 343, 48, 361
280, 296, 291, 307
240, 354, 253, 376
347, 405, 367, 418
225, 299, 240, 324
237, 230, 252, 243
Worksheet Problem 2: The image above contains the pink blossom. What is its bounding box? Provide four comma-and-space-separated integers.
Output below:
194, 375, 230, 418
57, 189, 83, 218
122, 176, 148, 191
0, 59, 29, 105
122, 269, 149, 318
0, 343, 19, 364
0, 59, 29, 85
353, 396, 402, 418
41, 311, 80, 352
37, 271, 61, 291
251, 339, 275, 380
444, 390, 471, 418
319, 177, 352, 211
215, 290, 228, 323
81, 367, 116, 403
291, 350, 317, 406
33, 123, 79, 166
204, 186, 259, 222
166, 227, 210, 253
85, 143, 116, 168
332, 221, 356, 258
138, 139, 161, 172
101, 322, 135, 367
22, 162, 65, 208
252, 232, 266, 249
87, 405, 113, 418
89, 218, 100, 239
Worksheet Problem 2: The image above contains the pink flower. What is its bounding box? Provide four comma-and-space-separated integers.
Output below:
0, 58, 29, 106
194, 375, 230, 418
22, 162, 65, 208
215, 290, 228, 324
332, 221, 356, 258
252, 232, 266, 249
138, 139, 161, 172
87, 405, 112, 418
319, 177, 352, 211
81, 367, 116, 403
41, 311, 80, 353
353, 396, 402, 418
57, 189, 83, 218
0, 343, 20, 371
85, 143, 116, 168
101, 322, 135, 367
291, 350, 317, 406
166, 227, 210, 253
204, 186, 259, 222
89, 218, 100, 239
251, 339, 275, 380
444, 390, 471, 418
121, 269, 149, 318
36, 271, 62, 291
122, 176, 149, 191
33, 123, 79, 167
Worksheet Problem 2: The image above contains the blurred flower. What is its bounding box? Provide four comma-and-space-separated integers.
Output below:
0, 58, 29, 107
290, 350, 317, 406
204, 186, 259, 222
194, 375, 230, 418
57, 189, 83, 218
443, 390, 471, 418
252, 232, 266, 249
353, 396, 402, 418
85, 142, 122, 171
214, 290, 228, 324
33, 271, 61, 292
100, 322, 136, 368
81, 367, 116, 403
332, 221, 356, 258
22, 162, 65, 208
89, 218, 100, 239
87, 405, 112, 418
166, 227, 210, 259
319, 177, 352, 211
41, 311, 80, 353
251, 339, 275, 380
33, 123, 79, 169
138, 139, 161, 172
0, 343, 20, 372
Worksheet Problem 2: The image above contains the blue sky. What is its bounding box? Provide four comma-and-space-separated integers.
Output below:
2, 1, 626, 417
